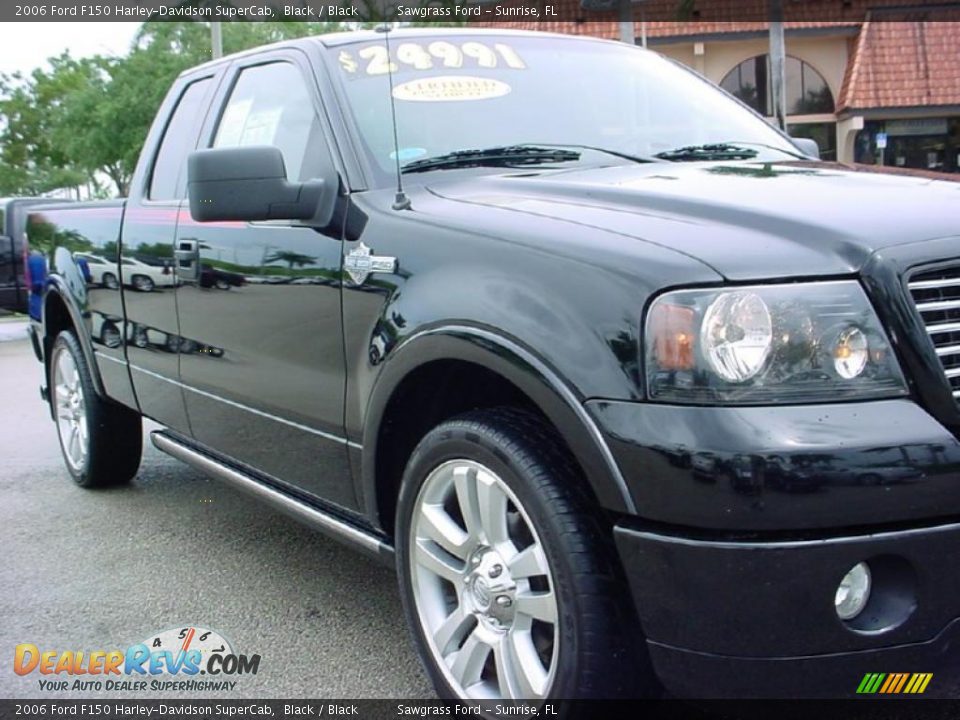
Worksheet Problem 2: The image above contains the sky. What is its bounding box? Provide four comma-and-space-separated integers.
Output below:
0, 23, 142, 77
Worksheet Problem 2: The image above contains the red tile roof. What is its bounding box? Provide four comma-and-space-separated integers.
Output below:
471, 0, 949, 32
474, 18, 859, 40
476, 3, 960, 111
839, 12, 960, 110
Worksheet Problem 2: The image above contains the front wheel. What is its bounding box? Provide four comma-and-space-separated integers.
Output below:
396, 408, 653, 702
50, 331, 143, 487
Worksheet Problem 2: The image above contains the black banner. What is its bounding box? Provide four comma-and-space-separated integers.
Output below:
3, 700, 960, 720
3, 0, 958, 23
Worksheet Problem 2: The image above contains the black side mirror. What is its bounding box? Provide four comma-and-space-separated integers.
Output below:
790, 137, 820, 159
187, 146, 336, 225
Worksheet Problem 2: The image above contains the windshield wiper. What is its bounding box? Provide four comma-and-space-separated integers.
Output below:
401, 145, 580, 174
654, 143, 759, 162
516, 143, 657, 165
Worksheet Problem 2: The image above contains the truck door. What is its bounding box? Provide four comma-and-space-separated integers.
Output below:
173, 52, 354, 510
121, 74, 219, 432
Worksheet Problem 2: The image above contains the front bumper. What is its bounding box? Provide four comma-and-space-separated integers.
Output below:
616, 522, 960, 697
589, 398, 960, 697
587, 398, 960, 531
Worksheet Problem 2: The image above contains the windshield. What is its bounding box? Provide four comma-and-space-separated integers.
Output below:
328, 34, 800, 183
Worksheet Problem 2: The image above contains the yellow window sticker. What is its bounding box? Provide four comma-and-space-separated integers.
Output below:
338, 50, 359, 74
341, 42, 527, 77
392, 76, 512, 102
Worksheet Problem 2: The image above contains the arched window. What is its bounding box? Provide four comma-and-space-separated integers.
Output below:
720, 55, 835, 116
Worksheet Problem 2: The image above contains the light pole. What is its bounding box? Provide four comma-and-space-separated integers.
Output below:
211, 21, 223, 60
769, 0, 787, 131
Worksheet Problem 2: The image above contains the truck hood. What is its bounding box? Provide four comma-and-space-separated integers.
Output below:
427, 161, 960, 280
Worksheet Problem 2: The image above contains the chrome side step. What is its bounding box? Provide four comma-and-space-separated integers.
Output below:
151, 431, 394, 565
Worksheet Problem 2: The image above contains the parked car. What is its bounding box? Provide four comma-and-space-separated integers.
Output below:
121, 257, 176, 292
199, 263, 245, 290
73, 253, 116, 287
24, 29, 960, 702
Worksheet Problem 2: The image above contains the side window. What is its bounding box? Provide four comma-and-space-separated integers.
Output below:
149, 78, 213, 201
213, 62, 322, 181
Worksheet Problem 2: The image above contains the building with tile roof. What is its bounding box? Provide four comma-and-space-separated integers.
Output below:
479, 3, 960, 170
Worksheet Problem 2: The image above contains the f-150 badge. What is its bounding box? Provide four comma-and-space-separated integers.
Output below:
344, 243, 397, 285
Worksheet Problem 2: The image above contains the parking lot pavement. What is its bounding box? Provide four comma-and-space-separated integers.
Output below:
0, 318, 28, 343
3, 337, 958, 702
0, 339, 433, 700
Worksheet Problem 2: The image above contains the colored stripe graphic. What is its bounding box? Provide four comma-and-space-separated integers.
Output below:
860, 673, 886, 694
879, 673, 897, 693
857, 672, 932, 694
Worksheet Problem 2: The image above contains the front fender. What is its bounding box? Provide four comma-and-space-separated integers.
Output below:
360, 325, 637, 524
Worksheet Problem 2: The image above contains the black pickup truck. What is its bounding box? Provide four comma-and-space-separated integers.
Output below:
26, 28, 960, 701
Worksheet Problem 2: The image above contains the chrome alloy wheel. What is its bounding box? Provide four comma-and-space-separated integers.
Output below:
53, 348, 88, 473
410, 460, 559, 700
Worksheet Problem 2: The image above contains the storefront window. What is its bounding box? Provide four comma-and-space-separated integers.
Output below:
788, 122, 838, 160
721, 55, 835, 116
856, 118, 959, 172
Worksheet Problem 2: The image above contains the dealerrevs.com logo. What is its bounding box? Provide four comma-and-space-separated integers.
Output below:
13, 626, 261, 692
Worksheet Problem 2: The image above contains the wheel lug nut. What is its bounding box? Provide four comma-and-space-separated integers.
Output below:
489, 564, 503, 578
495, 595, 512, 608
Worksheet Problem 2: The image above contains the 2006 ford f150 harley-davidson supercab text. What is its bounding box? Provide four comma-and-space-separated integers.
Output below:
24, 29, 960, 701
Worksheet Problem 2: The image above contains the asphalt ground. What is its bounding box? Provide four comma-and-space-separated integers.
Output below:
2, 335, 957, 705
0, 338, 433, 700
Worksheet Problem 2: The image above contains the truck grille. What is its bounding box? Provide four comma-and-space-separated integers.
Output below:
908, 264, 960, 403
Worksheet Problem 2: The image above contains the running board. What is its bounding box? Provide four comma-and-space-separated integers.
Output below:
151, 431, 394, 566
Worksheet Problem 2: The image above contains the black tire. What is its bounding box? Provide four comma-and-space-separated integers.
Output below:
131, 274, 155, 292
49, 331, 142, 488
102, 272, 119, 290
395, 407, 656, 701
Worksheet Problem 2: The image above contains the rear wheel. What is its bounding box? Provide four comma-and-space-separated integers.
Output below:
396, 408, 653, 702
50, 331, 142, 487
102, 272, 119, 290
131, 274, 155, 292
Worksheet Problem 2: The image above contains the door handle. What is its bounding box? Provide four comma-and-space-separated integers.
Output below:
175, 238, 200, 282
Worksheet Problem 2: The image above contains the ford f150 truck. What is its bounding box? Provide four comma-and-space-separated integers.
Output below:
26, 29, 960, 701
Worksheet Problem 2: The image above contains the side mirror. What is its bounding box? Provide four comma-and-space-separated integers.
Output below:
187, 146, 336, 225
791, 137, 820, 159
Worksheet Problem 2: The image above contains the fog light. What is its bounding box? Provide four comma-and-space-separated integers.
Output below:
836, 562, 872, 620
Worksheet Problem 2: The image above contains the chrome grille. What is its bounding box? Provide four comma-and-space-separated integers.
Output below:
908, 264, 960, 402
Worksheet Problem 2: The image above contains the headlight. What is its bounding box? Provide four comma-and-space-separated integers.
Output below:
645, 281, 907, 404
701, 291, 772, 382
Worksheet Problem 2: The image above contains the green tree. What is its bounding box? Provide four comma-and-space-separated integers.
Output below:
264, 250, 317, 269
0, 54, 98, 195
0, 20, 347, 198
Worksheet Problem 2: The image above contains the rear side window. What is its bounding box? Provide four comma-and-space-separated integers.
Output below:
149, 78, 213, 201
213, 62, 321, 181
